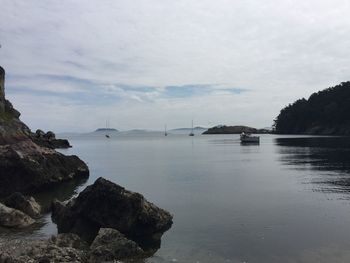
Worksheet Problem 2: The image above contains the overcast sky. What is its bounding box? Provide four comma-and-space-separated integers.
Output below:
1, 0, 350, 132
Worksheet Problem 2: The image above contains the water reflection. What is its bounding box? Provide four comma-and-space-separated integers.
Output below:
276, 136, 350, 194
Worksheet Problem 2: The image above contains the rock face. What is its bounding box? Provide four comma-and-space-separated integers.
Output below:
0, 66, 89, 197
52, 177, 173, 249
4, 192, 41, 218
0, 202, 35, 228
89, 228, 144, 262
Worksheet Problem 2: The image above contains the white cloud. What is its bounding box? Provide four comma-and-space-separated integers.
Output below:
1, 0, 350, 131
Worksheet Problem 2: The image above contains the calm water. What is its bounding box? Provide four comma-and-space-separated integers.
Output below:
9, 134, 350, 262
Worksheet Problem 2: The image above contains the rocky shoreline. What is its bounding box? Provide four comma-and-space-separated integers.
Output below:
0, 178, 173, 262
0, 66, 173, 262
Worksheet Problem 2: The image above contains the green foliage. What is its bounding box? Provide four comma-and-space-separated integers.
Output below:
274, 82, 350, 134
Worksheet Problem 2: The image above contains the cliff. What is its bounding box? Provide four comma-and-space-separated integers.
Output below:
274, 82, 350, 135
0, 66, 89, 196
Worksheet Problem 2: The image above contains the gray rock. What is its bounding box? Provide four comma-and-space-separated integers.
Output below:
35, 129, 45, 138
0, 202, 35, 228
4, 192, 41, 218
89, 228, 144, 262
52, 177, 173, 249
0, 234, 88, 263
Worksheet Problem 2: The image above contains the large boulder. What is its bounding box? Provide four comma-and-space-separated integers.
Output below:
0, 142, 89, 197
88, 228, 144, 262
4, 192, 41, 218
0, 202, 35, 228
52, 177, 173, 249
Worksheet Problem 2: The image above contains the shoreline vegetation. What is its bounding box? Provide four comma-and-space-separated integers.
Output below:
273, 82, 350, 135
0, 66, 173, 262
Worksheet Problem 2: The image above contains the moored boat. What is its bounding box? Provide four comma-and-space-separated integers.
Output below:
240, 132, 259, 143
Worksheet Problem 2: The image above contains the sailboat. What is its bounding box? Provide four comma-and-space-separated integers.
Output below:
105, 120, 110, 138
189, 120, 194, 136
164, 124, 168, 136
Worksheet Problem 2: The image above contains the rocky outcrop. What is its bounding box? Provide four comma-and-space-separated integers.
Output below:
4, 192, 41, 218
0, 66, 89, 197
31, 129, 71, 149
0, 202, 35, 228
52, 177, 173, 249
0, 142, 89, 197
89, 228, 144, 262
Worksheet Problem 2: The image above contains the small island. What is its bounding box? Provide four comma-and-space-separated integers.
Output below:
94, 128, 119, 132
203, 125, 269, 134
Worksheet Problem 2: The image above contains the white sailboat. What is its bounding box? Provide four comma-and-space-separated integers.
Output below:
105, 120, 110, 138
164, 124, 168, 136
189, 120, 194, 136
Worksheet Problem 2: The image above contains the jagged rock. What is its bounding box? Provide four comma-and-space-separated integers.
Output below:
0, 202, 35, 228
52, 177, 173, 249
89, 228, 144, 262
4, 192, 41, 218
32, 129, 71, 149
44, 131, 55, 140
35, 129, 45, 138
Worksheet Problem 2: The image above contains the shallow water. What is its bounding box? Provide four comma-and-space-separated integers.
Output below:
6, 134, 350, 263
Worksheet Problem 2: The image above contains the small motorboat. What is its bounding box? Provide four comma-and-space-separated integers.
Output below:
240, 132, 259, 143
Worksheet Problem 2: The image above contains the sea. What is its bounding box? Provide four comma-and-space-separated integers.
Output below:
4, 133, 350, 263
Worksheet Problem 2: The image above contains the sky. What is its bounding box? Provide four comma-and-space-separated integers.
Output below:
1, 0, 350, 132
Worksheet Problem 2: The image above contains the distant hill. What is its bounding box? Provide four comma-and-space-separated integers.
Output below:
274, 82, 350, 135
95, 128, 118, 132
169, 127, 207, 135
94, 128, 119, 132
203, 125, 268, 134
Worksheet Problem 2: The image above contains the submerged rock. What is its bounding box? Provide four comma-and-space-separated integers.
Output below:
52, 177, 173, 249
4, 192, 41, 218
89, 228, 144, 262
0, 202, 35, 228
